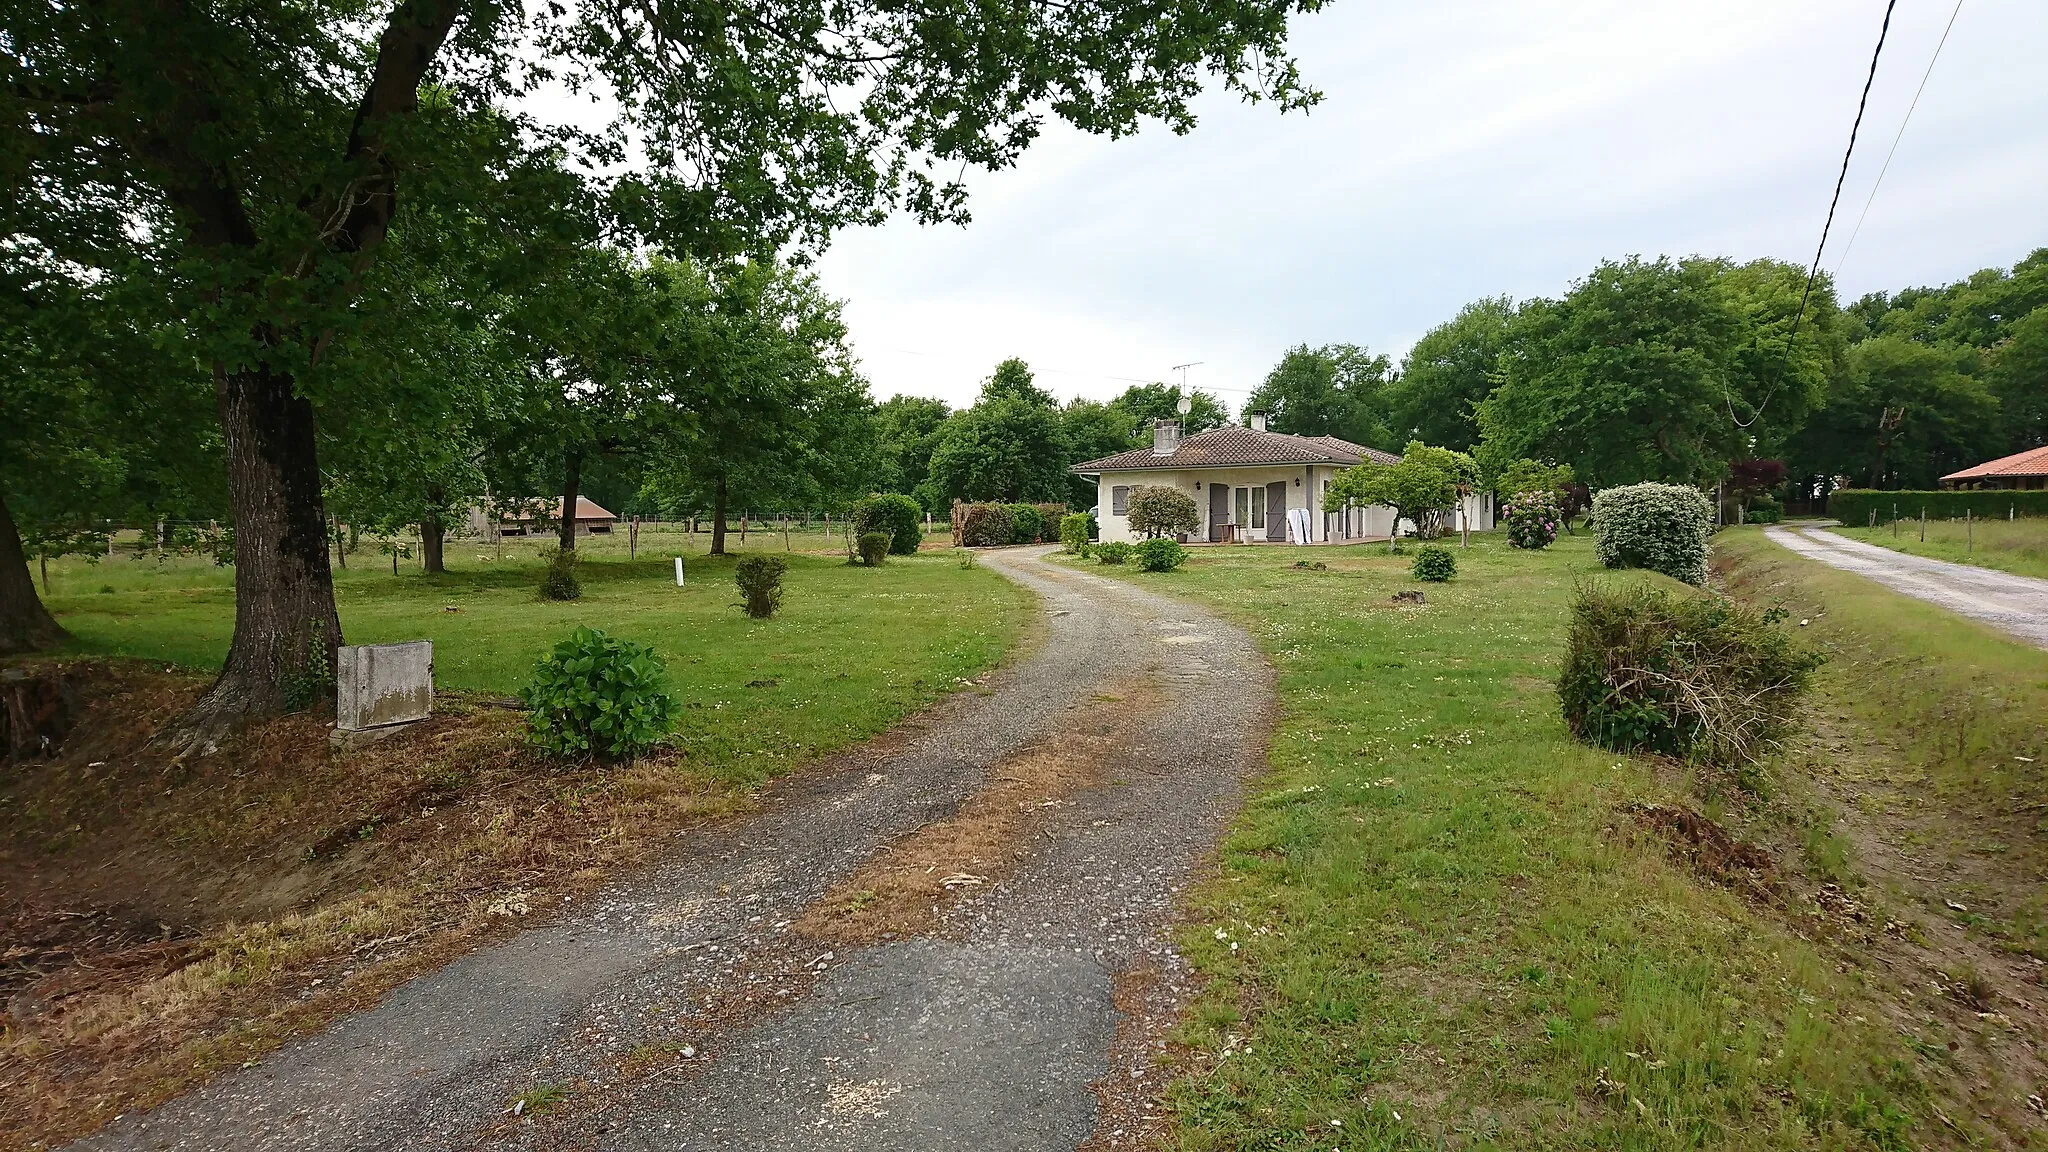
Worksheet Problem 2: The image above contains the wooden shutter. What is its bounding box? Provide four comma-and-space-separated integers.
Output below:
1111, 486, 1130, 515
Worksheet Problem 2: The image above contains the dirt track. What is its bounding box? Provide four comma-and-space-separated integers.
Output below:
1762, 526, 2048, 650
74, 547, 1273, 1152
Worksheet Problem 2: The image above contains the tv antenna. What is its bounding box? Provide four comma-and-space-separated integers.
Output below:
1169, 360, 1203, 398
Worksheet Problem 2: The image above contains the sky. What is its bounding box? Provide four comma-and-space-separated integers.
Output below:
803, 0, 2048, 413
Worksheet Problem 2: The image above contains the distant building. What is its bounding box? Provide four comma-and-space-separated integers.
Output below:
1940, 445, 2048, 491
468, 497, 617, 539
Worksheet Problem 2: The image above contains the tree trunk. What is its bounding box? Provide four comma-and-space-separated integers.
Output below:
558, 451, 582, 552
175, 364, 344, 749
710, 475, 729, 556
421, 486, 446, 574
0, 491, 68, 655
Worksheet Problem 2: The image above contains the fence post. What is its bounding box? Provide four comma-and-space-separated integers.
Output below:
1967, 507, 1973, 553
1891, 504, 1897, 537
1920, 508, 1925, 541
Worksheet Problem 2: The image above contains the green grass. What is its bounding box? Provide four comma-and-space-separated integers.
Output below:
1073, 533, 1950, 1150
35, 527, 1022, 786
1831, 515, 2048, 582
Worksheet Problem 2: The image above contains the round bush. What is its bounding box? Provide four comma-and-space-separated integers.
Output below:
1411, 544, 1456, 582
1002, 503, 1044, 545
856, 532, 892, 566
1133, 537, 1188, 572
1592, 483, 1713, 586
1094, 541, 1134, 565
1504, 491, 1561, 550
1058, 512, 1093, 554
851, 493, 923, 554
519, 626, 678, 761
537, 545, 580, 601
735, 555, 786, 618
1126, 486, 1201, 540
960, 504, 1012, 548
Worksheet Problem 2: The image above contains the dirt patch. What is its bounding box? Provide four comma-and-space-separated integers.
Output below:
1628, 802, 1777, 903
792, 678, 1163, 946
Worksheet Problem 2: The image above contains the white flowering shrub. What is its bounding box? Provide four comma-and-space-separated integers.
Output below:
1592, 483, 1712, 585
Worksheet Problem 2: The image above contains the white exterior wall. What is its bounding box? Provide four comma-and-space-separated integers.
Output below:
1095, 466, 1401, 544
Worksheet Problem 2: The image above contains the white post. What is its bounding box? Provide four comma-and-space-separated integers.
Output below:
674, 556, 686, 586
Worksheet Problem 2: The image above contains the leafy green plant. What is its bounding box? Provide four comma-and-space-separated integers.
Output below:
1744, 496, 1783, 524
851, 492, 923, 554
1126, 485, 1201, 539
960, 503, 1012, 547
1558, 581, 1823, 768
735, 555, 787, 618
1592, 482, 1713, 585
857, 531, 891, 566
1411, 544, 1456, 581
1094, 540, 1134, 565
1504, 491, 1562, 549
1134, 537, 1187, 571
537, 545, 581, 601
519, 626, 678, 760
1002, 502, 1043, 544
1325, 440, 1477, 541
281, 619, 334, 712
1033, 503, 1068, 542
1059, 512, 1094, 553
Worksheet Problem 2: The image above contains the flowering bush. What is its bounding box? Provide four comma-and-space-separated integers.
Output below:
1593, 483, 1713, 586
1504, 491, 1562, 550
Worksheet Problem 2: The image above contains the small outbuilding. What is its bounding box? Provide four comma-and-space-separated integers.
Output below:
469, 497, 617, 539
1941, 445, 2048, 491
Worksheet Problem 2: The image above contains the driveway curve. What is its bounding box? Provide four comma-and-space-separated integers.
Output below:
76, 546, 1274, 1152
1763, 525, 2048, 650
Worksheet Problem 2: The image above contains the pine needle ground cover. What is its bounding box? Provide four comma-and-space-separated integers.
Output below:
1078, 534, 1977, 1150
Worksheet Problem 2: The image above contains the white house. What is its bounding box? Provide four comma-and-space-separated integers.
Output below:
1072, 417, 1494, 545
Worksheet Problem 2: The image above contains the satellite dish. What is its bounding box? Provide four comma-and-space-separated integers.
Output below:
1177, 394, 1192, 416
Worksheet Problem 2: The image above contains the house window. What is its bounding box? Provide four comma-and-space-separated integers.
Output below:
1233, 486, 1248, 527
1111, 485, 1130, 515
1234, 485, 1265, 530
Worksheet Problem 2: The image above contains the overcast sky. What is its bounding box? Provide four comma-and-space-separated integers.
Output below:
805, 0, 2047, 413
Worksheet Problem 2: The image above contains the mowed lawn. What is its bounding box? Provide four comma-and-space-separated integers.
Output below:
1075, 534, 1949, 1150
1831, 515, 2048, 583
37, 528, 1023, 783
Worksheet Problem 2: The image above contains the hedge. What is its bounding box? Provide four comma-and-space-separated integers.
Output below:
1826, 489, 2048, 526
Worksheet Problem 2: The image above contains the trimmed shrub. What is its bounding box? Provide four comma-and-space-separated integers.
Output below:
1504, 491, 1562, 550
1593, 483, 1713, 586
1558, 582, 1823, 768
1126, 485, 1201, 540
1059, 512, 1093, 554
519, 626, 678, 761
734, 555, 786, 618
960, 503, 1012, 548
537, 545, 580, 601
1002, 503, 1044, 545
1826, 488, 2048, 526
1743, 496, 1783, 524
1094, 541, 1134, 565
1033, 503, 1068, 543
851, 493, 922, 555
857, 532, 892, 566
1411, 544, 1456, 581
1134, 537, 1188, 572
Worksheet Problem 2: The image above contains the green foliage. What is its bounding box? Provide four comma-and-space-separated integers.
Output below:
1495, 458, 1576, 500
519, 627, 679, 761
1325, 441, 1477, 540
1033, 504, 1068, 542
537, 546, 581, 601
1504, 491, 1562, 549
870, 396, 952, 509
1558, 582, 1822, 767
1744, 497, 1783, 524
926, 362, 1072, 504
1826, 489, 2048, 525
1246, 343, 1393, 447
280, 620, 334, 713
856, 532, 892, 566
1059, 512, 1094, 553
1410, 544, 1456, 581
851, 492, 922, 554
1785, 335, 1998, 491
1592, 483, 1713, 585
1125, 485, 1202, 539
1387, 296, 1514, 453
1094, 541, 1135, 565
1133, 537, 1188, 572
1001, 502, 1044, 544
959, 503, 1012, 548
735, 555, 788, 618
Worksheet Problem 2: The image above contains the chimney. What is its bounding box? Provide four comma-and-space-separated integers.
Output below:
1152, 419, 1180, 456
1250, 413, 1268, 432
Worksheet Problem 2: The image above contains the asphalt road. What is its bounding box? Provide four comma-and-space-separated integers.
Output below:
1763, 525, 2048, 650
75, 546, 1274, 1152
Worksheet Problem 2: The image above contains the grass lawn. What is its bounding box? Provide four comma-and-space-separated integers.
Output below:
1829, 516, 2048, 583
1070, 532, 1991, 1150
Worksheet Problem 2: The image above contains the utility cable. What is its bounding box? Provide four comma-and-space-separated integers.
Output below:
1833, 0, 1965, 276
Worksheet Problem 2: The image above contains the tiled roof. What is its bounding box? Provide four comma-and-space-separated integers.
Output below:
1071, 426, 1402, 473
508, 497, 616, 521
1943, 444, 2048, 481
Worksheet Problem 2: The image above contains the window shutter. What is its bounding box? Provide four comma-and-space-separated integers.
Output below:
1111, 486, 1130, 515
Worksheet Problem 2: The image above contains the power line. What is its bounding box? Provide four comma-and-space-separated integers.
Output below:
1731, 0, 1899, 429
1833, 0, 1965, 276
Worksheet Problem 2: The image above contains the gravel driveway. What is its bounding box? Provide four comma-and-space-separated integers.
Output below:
76, 546, 1273, 1152
1763, 525, 2048, 649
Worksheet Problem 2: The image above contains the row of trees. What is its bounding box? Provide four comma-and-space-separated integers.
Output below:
1239, 249, 2046, 498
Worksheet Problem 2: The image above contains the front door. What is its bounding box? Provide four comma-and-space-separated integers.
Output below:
1209, 483, 1229, 542
1266, 481, 1288, 541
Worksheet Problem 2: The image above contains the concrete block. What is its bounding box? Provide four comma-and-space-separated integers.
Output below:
336, 641, 433, 731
